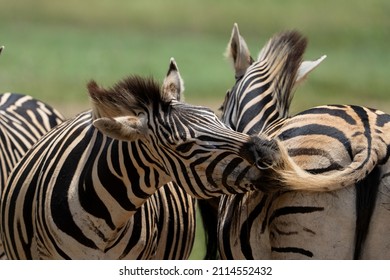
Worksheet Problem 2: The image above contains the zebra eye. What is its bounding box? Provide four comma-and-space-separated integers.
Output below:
176, 142, 194, 153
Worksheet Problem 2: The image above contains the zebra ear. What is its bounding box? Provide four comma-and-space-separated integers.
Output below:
0, 46, 4, 55
225, 23, 253, 79
161, 58, 185, 102
93, 116, 147, 141
295, 55, 327, 85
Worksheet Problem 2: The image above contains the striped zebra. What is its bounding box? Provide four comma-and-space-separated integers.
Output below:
199, 25, 326, 259
216, 24, 390, 259
0, 49, 194, 261
94, 62, 198, 259
0, 93, 64, 260
147, 182, 196, 259
0, 45, 65, 259
1, 58, 318, 259
90, 61, 198, 259
0, 47, 195, 259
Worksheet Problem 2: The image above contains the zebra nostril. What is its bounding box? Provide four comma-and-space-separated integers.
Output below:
250, 136, 280, 170
256, 158, 273, 170
240, 135, 281, 169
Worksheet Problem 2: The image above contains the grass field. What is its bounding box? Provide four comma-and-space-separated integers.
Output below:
1, 0, 389, 115
0, 0, 389, 259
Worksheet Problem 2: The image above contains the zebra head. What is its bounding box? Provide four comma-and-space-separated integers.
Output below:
88, 58, 286, 198
222, 23, 326, 135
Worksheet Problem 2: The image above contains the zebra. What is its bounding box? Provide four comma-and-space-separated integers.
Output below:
1, 58, 321, 259
0, 47, 196, 260
215, 24, 390, 259
0, 93, 64, 260
90, 61, 198, 260
0, 44, 66, 260
1, 57, 372, 260
91, 62, 198, 259
199, 25, 326, 259
147, 182, 196, 259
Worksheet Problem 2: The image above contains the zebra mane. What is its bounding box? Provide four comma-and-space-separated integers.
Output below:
88, 75, 166, 119
257, 30, 307, 118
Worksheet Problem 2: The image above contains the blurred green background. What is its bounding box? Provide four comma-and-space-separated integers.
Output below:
0, 0, 389, 259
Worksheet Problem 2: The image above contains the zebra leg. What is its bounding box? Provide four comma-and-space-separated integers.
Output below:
361, 162, 390, 259
218, 191, 273, 259
198, 197, 220, 259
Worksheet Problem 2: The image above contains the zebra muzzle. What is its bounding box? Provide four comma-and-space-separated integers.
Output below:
241, 135, 281, 170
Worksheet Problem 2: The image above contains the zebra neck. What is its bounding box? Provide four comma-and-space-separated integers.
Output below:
76, 131, 171, 228
236, 100, 284, 135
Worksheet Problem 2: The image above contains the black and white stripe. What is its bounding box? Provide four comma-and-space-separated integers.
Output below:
1, 59, 291, 259
0, 92, 64, 259
215, 25, 390, 259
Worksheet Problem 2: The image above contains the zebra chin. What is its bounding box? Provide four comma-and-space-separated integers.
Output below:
244, 166, 287, 193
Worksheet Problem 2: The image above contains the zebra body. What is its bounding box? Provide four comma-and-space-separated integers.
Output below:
217, 25, 390, 259
0, 93, 64, 187
220, 105, 390, 259
0, 92, 64, 259
1, 59, 299, 259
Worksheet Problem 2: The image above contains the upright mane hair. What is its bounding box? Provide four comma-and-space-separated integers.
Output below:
88, 75, 164, 119
257, 30, 307, 118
